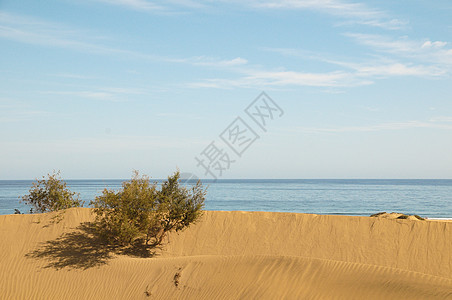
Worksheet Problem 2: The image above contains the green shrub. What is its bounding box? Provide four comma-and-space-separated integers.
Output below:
21, 171, 84, 213
91, 171, 206, 247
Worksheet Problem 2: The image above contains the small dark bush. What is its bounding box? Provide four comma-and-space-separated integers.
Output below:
21, 171, 84, 213
370, 212, 386, 217
396, 214, 409, 219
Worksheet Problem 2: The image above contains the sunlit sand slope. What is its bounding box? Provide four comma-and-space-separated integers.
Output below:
1, 208, 451, 299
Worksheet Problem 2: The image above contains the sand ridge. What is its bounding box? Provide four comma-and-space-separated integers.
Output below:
1, 208, 451, 299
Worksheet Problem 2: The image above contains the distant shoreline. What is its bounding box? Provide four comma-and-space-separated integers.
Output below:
2, 178, 452, 217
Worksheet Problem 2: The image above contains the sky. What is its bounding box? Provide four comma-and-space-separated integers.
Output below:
1, 0, 452, 180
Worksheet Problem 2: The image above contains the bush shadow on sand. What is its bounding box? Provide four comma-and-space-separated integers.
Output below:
26, 222, 161, 270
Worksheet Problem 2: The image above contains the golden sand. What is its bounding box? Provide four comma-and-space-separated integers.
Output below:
1, 208, 451, 299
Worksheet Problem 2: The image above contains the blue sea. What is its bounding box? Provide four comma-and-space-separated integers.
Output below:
1, 179, 451, 218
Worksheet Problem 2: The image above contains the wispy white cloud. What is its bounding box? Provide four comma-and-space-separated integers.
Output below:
0, 11, 126, 54
88, 0, 406, 29
334, 18, 407, 30
165, 56, 248, 67
1, 9, 448, 92
264, 47, 446, 78
0, 100, 50, 122
296, 120, 452, 133
42, 91, 117, 101
422, 40, 448, 49
95, 0, 165, 11
91, 0, 206, 12
4, 135, 208, 153
0, 110, 50, 123
40, 87, 147, 101
190, 31, 451, 89
242, 69, 371, 87
344, 33, 452, 66
247, 0, 405, 29
156, 112, 201, 119
344, 33, 420, 53
187, 56, 248, 67
336, 61, 445, 77
430, 116, 452, 123
50, 73, 100, 80
0, 11, 247, 68
188, 50, 444, 90
188, 68, 372, 89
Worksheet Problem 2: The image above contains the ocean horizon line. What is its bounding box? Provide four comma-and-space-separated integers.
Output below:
2, 178, 452, 182
2, 179, 451, 218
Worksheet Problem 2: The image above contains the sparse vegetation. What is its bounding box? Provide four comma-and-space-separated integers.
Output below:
21, 171, 84, 213
91, 170, 206, 249
370, 212, 386, 217
370, 212, 426, 221
396, 214, 409, 219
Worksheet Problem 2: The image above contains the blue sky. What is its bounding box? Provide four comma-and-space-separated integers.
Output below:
1, 0, 452, 179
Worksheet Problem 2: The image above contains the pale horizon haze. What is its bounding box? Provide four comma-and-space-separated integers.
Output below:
1, 0, 452, 180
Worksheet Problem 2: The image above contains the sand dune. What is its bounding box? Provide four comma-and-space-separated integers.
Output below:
1, 208, 451, 299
